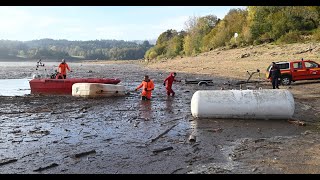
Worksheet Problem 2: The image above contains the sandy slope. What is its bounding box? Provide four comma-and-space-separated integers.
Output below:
144, 42, 320, 81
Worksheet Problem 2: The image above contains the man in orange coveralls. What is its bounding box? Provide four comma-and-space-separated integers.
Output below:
163, 72, 180, 96
135, 75, 155, 100
58, 59, 71, 79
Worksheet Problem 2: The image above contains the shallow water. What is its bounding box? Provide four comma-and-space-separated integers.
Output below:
0, 79, 31, 96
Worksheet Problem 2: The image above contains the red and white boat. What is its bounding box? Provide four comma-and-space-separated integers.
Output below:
29, 78, 121, 95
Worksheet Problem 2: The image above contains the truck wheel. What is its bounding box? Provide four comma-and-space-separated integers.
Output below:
198, 82, 208, 86
281, 76, 291, 85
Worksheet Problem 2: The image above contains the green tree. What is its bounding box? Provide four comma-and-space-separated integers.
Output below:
183, 15, 218, 55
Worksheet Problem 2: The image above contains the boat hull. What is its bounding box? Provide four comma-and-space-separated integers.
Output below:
29, 78, 121, 95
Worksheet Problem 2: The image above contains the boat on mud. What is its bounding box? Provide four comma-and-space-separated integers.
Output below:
29, 78, 121, 95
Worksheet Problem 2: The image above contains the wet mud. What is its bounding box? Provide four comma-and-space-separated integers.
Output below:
0, 62, 319, 174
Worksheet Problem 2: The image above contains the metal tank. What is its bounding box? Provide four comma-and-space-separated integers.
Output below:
72, 83, 126, 97
191, 89, 295, 119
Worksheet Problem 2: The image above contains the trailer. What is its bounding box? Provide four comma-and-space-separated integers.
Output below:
184, 79, 214, 86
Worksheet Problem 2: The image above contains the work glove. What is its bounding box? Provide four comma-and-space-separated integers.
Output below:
134, 89, 137, 91
163, 82, 166, 86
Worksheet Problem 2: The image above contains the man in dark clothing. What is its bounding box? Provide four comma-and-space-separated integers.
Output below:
268, 62, 281, 89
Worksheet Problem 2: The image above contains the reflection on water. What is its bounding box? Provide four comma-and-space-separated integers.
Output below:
0, 79, 31, 96
139, 100, 153, 120
165, 97, 174, 113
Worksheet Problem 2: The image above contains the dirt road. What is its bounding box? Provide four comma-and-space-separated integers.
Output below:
0, 61, 319, 174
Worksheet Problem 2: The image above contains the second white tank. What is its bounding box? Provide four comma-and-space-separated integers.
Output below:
191, 89, 295, 119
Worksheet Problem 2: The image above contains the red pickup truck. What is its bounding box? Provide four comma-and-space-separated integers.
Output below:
266, 60, 320, 85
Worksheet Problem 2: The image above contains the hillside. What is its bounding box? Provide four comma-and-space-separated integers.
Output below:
144, 42, 320, 81
0, 39, 153, 60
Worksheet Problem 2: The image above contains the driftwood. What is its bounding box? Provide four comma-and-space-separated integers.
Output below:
0, 159, 17, 166
114, 109, 136, 111
78, 106, 90, 113
239, 53, 250, 58
51, 110, 74, 115
33, 163, 59, 172
208, 128, 223, 133
75, 114, 85, 119
288, 118, 306, 126
152, 146, 173, 153
74, 150, 96, 158
0, 111, 26, 115
294, 48, 313, 54
188, 135, 196, 142
10, 130, 22, 134
171, 168, 184, 174
21, 152, 39, 159
151, 124, 177, 143
29, 130, 50, 135
162, 117, 183, 125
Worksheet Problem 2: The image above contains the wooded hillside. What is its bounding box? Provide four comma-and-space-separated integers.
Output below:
145, 6, 320, 60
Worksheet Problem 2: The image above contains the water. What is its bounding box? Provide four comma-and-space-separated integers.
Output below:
0, 79, 31, 96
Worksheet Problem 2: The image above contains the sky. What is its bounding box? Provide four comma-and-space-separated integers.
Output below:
0, 6, 246, 42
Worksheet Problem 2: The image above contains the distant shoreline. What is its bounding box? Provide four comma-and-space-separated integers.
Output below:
0, 59, 140, 63
0, 59, 89, 63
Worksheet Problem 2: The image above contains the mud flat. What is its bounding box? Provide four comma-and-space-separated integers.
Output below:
0, 61, 319, 174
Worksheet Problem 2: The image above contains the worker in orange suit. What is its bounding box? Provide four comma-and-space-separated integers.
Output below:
163, 72, 181, 96
58, 59, 71, 79
135, 75, 155, 100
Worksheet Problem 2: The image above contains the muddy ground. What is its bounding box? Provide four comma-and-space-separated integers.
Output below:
0, 62, 320, 174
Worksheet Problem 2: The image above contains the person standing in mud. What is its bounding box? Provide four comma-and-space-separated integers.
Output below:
135, 75, 155, 100
268, 62, 281, 89
163, 72, 181, 96
58, 59, 71, 79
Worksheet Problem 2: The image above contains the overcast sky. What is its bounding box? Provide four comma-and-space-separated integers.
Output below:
0, 6, 246, 41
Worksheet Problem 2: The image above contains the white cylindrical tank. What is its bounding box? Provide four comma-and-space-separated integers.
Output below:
191, 89, 295, 119
72, 83, 126, 97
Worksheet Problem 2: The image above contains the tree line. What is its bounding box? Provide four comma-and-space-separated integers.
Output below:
1, 7, 319, 61
145, 6, 320, 60
0, 39, 153, 60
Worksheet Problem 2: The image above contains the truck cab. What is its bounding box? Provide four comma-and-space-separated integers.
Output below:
266, 60, 320, 85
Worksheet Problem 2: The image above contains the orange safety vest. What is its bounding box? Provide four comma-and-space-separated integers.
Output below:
136, 80, 155, 99
58, 63, 70, 75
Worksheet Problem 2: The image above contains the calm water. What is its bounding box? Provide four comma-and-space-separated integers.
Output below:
0, 79, 31, 96
0, 61, 73, 96
0, 61, 59, 67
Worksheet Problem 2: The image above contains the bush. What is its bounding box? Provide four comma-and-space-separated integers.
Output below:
312, 28, 320, 41
277, 31, 303, 44
148, 51, 157, 59
156, 54, 166, 60
259, 33, 273, 43
228, 34, 246, 48
253, 39, 263, 45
